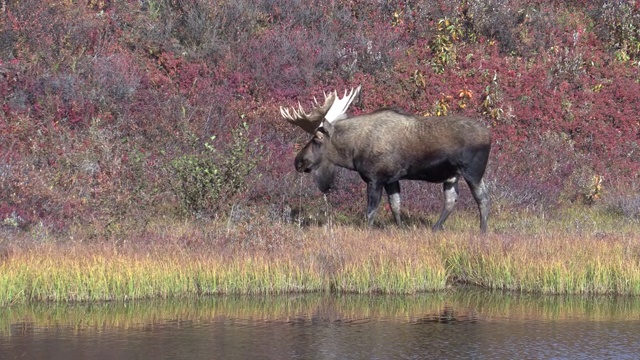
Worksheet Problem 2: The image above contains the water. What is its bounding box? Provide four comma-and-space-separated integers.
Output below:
2, 290, 640, 360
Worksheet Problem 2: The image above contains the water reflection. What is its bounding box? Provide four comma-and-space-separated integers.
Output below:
2, 289, 640, 359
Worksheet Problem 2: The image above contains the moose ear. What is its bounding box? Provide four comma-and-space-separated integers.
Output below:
320, 119, 334, 137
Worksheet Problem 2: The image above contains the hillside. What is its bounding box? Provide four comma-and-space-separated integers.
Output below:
1, 0, 639, 237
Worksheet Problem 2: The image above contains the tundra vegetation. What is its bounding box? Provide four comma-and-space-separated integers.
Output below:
1, 0, 640, 304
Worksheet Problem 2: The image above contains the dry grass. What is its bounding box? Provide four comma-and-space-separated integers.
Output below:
1, 206, 640, 306
0, 225, 450, 306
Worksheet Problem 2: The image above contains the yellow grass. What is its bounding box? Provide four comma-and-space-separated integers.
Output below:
1, 206, 640, 305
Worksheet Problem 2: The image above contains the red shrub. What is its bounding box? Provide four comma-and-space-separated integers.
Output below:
1, 0, 639, 232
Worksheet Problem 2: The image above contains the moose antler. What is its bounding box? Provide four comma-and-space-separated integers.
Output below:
323, 86, 361, 123
280, 92, 336, 134
280, 86, 361, 134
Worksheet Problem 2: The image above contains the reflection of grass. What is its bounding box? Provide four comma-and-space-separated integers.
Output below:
453, 288, 640, 322
1, 207, 640, 305
3, 290, 640, 335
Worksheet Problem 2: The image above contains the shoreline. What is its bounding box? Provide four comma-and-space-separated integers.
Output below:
2, 210, 640, 306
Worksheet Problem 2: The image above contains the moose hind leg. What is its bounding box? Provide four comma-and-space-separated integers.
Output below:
366, 182, 384, 226
385, 182, 402, 226
467, 178, 490, 233
433, 178, 459, 231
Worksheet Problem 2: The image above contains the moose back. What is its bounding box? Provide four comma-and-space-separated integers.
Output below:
281, 87, 491, 232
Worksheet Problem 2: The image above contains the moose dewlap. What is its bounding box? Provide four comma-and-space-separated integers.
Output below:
281, 86, 491, 232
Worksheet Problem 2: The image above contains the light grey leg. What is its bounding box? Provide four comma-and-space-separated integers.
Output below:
385, 182, 402, 226
433, 178, 459, 231
468, 178, 489, 233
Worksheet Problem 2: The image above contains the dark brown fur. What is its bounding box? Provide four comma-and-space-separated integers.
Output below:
295, 109, 491, 232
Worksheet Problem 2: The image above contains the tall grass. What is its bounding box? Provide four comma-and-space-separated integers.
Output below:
1, 207, 640, 306
0, 227, 451, 306
445, 234, 640, 295
0, 249, 326, 305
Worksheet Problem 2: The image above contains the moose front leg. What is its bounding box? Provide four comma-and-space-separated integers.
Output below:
365, 181, 384, 226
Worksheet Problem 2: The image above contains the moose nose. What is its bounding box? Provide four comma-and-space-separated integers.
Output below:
295, 158, 309, 173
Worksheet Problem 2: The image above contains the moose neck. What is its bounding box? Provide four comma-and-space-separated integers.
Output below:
321, 139, 352, 172
311, 160, 336, 193
323, 122, 363, 171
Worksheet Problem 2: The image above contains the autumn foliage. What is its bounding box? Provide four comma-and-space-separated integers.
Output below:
1, 0, 639, 235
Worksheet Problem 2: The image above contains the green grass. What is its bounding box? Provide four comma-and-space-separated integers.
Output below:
0, 250, 328, 305
444, 234, 640, 295
1, 206, 640, 306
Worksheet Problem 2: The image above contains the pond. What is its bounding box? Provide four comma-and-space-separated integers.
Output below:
2, 289, 640, 359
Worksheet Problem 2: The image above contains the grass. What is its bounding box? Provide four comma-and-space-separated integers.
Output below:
1, 205, 640, 306
444, 234, 640, 294
0, 247, 327, 305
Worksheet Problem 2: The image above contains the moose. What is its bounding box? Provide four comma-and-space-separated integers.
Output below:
280, 86, 491, 232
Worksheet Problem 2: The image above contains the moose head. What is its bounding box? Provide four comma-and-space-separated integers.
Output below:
280, 86, 491, 232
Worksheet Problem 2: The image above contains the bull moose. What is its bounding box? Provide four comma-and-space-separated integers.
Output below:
280, 86, 491, 232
